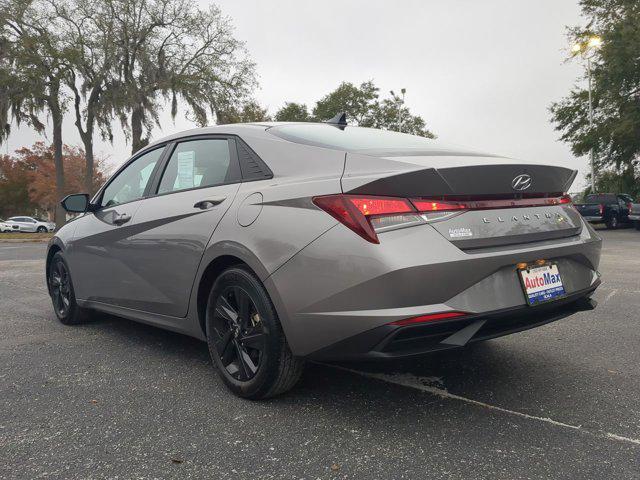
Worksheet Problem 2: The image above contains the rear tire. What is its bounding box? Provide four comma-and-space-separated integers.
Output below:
606, 215, 619, 229
205, 266, 304, 399
48, 252, 89, 325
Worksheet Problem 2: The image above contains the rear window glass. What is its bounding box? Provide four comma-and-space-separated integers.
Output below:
585, 194, 616, 203
269, 124, 440, 153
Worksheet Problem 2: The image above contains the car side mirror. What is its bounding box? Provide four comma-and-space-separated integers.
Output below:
61, 193, 91, 213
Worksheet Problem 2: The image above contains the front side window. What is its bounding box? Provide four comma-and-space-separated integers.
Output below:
101, 147, 164, 208
157, 139, 235, 194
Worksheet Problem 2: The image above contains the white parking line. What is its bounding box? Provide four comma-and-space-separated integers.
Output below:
327, 365, 640, 447
602, 289, 618, 304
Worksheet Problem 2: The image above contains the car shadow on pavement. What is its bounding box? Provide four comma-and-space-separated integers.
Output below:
73, 310, 604, 418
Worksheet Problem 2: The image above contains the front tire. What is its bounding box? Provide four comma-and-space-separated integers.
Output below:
48, 252, 89, 325
37, 226, 47, 233
206, 266, 303, 399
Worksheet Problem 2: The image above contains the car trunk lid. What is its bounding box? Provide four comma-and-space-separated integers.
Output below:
342, 152, 581, 249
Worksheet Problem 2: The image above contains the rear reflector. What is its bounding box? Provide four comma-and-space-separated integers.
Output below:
390, 311, 467, 326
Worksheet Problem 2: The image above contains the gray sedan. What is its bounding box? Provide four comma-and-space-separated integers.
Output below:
46, 119, 602, 399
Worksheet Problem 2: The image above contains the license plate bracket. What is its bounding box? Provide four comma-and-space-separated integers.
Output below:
518, 262, 566, 306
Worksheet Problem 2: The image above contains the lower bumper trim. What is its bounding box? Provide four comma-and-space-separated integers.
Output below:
308, 284, 599, 361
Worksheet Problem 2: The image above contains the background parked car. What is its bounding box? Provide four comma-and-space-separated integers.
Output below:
0, 219, 17, 232
574, 193, 635, 229
629, 202, 640, 230
4, 217, 56, 233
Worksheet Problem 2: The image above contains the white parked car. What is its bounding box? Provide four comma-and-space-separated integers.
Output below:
0, 219, 15, 232
5, 216, 56, 233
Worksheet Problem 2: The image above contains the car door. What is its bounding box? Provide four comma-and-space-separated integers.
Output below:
66, 145, 167, 306
121, 137, 242, 317
25, 218, 38, 232
12, 217, 33, 232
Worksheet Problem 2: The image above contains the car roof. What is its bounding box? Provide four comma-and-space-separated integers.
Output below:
141, 122, 496, 159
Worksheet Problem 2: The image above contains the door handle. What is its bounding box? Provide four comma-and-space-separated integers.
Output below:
194, 197, 226, 210
113, 213, 131, 225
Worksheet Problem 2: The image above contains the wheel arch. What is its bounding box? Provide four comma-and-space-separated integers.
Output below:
195, 240, 274, 336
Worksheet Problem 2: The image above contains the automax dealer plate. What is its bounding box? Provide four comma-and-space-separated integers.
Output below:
518, 263, 566, 306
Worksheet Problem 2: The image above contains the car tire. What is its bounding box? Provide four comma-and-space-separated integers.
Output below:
48, 252, 89, 325
635, 221, 640, 231
205, 266, 304, 399
606, 215, 619, 229
37, 226, 47, 233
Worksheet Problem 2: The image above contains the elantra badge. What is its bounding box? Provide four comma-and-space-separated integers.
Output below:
512, 174, 532, 191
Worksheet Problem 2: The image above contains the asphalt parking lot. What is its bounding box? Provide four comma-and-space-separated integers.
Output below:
1, 228, 639, 479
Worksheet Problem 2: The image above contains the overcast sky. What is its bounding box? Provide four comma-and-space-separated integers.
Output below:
6, 0, 590, 190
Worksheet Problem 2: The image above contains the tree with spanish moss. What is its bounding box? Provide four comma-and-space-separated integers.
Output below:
107, 0, 256, 154
1, 0, 72, 226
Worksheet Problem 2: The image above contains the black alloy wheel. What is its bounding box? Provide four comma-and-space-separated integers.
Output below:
50, 257, 72, 318
210, 285, 267, 381
206, 266, 303, 399
48, 252, 88, 325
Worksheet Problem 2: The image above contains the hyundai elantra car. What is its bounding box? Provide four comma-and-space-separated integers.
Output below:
47, 118, 602, 399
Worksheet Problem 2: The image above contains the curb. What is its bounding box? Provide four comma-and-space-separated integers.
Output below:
0, 239, 51, 243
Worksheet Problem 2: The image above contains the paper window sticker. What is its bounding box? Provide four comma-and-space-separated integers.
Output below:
176, 151, 195, 189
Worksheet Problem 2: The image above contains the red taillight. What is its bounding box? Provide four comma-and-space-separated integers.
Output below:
313, 195, 416, 244
599, 204, 604, 215
410, 200, 467, 211
350, 197, 414, 216
412, 195, 572, 210
627, 202, 632, 211
390, 311, 467, 326
313, 193, 575, 244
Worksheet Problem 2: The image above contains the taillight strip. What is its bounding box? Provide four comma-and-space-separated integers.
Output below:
411, 194, 572, 211
313, 193, 573, 244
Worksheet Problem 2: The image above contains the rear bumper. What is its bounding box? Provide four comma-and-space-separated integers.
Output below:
628, 215, 640, 222
309, 284, 599, 361
266, 211, 602, 357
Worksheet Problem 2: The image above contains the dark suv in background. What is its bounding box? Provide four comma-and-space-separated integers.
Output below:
575, 193, 635, 229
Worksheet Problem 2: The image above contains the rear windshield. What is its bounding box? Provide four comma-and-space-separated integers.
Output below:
585, 194, 616, 203
269, 124, 443, 154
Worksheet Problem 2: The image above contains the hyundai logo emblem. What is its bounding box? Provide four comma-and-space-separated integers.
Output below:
512, 174, 532, 191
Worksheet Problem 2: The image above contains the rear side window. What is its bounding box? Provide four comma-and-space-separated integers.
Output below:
157, 139, 238, 194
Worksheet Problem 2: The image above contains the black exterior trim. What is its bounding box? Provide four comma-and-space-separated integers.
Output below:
233, 137, 273, 181
308, 283, 599, 361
